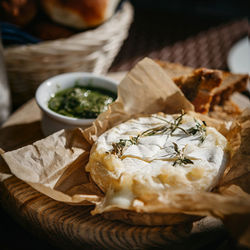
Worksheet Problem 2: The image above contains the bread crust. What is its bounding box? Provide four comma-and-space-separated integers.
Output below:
41, 0, 119, 29
155, 60, 248, 113
174, 68, 222, 113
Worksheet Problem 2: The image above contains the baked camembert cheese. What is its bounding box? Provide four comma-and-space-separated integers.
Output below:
86, 112, 228, 213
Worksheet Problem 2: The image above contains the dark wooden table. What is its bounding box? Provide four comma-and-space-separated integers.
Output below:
0, 5, 249, 250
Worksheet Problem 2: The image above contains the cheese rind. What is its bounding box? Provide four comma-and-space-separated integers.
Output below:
86, 113, 228, 213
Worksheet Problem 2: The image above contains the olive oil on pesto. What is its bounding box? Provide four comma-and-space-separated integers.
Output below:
48, 85, 116, 119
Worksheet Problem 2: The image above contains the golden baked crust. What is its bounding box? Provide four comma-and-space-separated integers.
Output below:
41, 0, 119, 29
155, 60, 193, 78
209, 100, 242, 121
155, 60, 248, 113
174, 68, 222, 113
211, 71, 248, 106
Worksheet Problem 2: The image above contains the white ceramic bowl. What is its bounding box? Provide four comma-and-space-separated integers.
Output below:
36, 72, 118, 136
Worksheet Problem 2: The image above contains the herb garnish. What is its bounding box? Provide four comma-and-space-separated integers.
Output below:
111, 112, 186, 157
111, 112, 207, 159
141, 110, 188, 137
187, 119, 207, 142
172, 143, 194, 166
111, 135, 140, 157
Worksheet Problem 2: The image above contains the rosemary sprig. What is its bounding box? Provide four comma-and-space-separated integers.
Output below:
141, 110, 188, 137
187, 119, 207, 142
111, 111, 188, 157
110, 112, 206, 158
111, 135, 139, 157
172, 143, 194, 166
169, 110, 187, 135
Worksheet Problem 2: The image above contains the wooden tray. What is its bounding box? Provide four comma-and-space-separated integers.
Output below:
1, 72, 247, 249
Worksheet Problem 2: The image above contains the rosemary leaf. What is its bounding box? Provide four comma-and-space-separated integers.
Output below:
172, 143, 194, 167
187, 119, 207, 142
111, 135, 139, 157
110, 112, 204, 158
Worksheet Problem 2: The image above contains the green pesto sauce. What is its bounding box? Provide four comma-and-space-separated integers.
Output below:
48, 85, 116, 119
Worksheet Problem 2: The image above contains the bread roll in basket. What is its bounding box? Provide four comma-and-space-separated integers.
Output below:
41, 0, 121, 29
4, 1, 133, 107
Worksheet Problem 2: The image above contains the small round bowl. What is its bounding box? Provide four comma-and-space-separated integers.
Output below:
35, 72, 118, 136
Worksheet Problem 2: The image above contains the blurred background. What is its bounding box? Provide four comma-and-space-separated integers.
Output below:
0, 0, 249, 249
0, 0, 249, 112
111, 0, 249, 71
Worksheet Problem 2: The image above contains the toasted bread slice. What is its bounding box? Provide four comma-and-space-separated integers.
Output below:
209, 100, 242, 121
155, 60, 248, 113
174, 68, 222, 113
156, 60, 193, 78
211, 71, 248, 106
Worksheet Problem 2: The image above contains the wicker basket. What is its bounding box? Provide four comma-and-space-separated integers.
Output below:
4, 1, 133, 107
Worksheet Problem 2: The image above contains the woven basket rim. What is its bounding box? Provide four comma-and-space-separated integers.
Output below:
4, 1, 134, 107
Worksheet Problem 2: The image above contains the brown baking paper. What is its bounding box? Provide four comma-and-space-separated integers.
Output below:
1, 58, 250, 246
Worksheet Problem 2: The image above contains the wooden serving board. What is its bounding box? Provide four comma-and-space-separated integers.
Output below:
0, 99, 230, 249
1, 72, 245, 249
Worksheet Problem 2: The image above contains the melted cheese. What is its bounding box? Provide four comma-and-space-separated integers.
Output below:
86, 113, 228, 213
